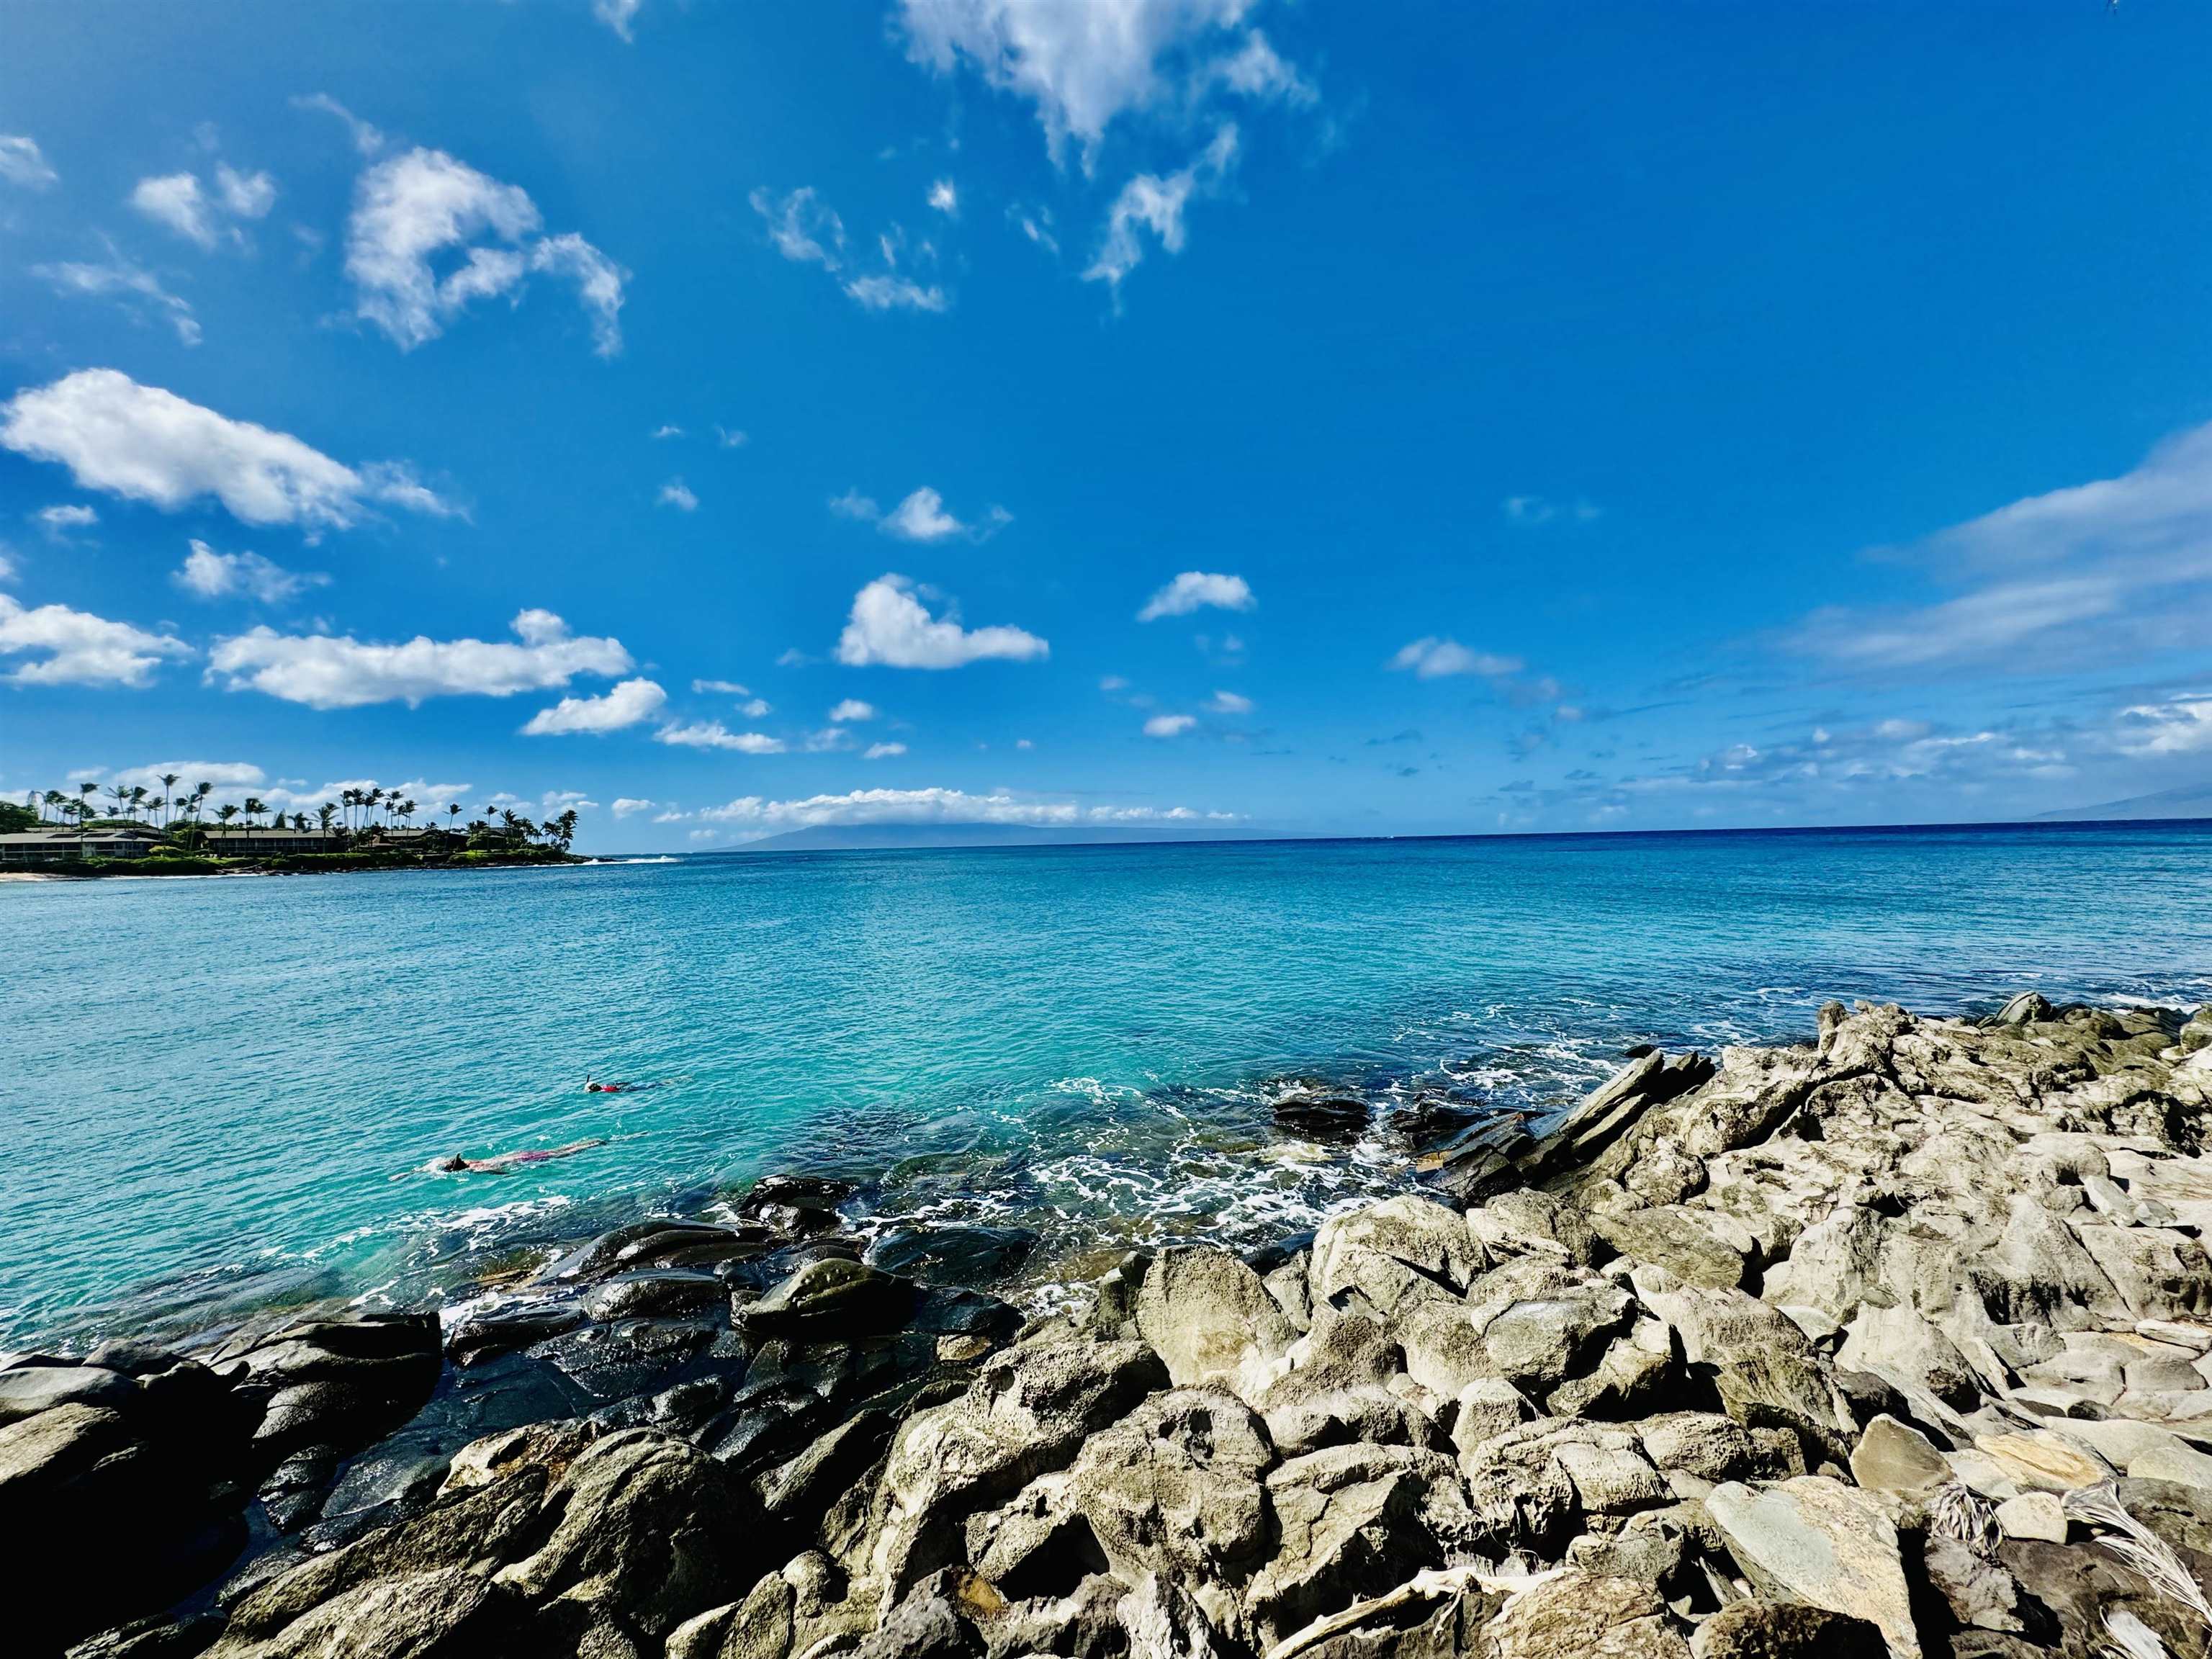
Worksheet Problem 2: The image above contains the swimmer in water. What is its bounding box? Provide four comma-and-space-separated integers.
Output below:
585, 1077, 630, 1094
436, 1137, 606, 1174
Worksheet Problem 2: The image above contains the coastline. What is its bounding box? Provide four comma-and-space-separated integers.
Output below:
9, 993, 2212, 1657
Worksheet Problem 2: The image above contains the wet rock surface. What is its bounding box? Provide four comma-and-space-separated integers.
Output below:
19, 997, 2212, 1659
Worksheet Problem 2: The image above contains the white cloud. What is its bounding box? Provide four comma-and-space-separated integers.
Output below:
612, 796, 657, 817
1388, 637, 1523, 680
842, 274, 949, 313
715, 425, 747, 449
130, 163, 275, 251
683, 785, 1226, 836
898, 0, 1286, 170
739, 696, 771, 718
836, 574, 1048, 668
865, 742, 907, 760
752, 185, 948, 314
1100, 675, 1129, 692
0, 549, 15, 585
829, 698, 877, 723
863, 485, 1010, 542
521, 676, 667, 735
1138, 569, 1254, 621
0, 593, 191, 687
292, 94, 383, 157
35, 249, 202, 346
175, 539, 328, 603
1086, 124, 1238, 289
1797, 420, 2212, 673
0, 369, 449, 532
1208, 30, 1314, 105
1206, 689, 1252, 714
655, 720, 786, 754
2113, 693, 2212, 757
657, 478, 698, 511
0, 135, 58, 190
215, 164, 277, 220
1502, 495, 1601, 526
346, 148, 626, 356
130, 174, 218, 249
110, 760, 268, 796
594, 0, 643, 40
209, 608, 631, 709
1143, 713, 1197, 737
37, 504, 98, 537
928, 179, 958, 216
750, 186, 845, 266
692, 678, 750, 695
651, 423, 683, 440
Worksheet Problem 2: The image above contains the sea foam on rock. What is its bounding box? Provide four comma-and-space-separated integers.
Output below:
27, 994, 2212, 1659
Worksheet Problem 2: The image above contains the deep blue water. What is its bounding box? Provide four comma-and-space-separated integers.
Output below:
4, 823, 2209, 1348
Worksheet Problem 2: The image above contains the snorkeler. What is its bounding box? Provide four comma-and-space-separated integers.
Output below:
585, 1077, 631, 1094
437, 1138, 606, 1174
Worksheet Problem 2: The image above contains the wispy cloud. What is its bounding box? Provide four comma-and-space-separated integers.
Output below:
1795, 420, 2212, 673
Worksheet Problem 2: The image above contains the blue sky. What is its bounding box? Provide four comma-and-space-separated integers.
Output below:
3, 1, 2210, 850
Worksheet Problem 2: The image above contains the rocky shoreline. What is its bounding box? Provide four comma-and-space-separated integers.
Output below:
9, 994, 2212, 1659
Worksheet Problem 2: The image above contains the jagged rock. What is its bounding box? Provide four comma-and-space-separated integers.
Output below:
1706, 1477, 1919, 1659
1848, 1415, 1951, 1498
1244, 1442, 1481, 1647
1267, 1382, 1447, 1458
206, 1566, 523, 1659
744, 1259, 916, 1341
975, 1387, 1274, 1640
855, 1339, 1167, 1606
1591, 1207, 1753, 1290
1992, 992, 2056, 1027
1690, 1599, 1887, 1659
1449, 1377, 1536, 1455
1547, 1318, 1678, 1419
584, 1269, 729, 1323
4, 1354, 259, 1655
1468, 1190, 1604, 1267
1117, 1572, 1228, 1659
1133, 1247, 1296, 1398
863, 1227, 1036, 1287
1969, 1430, 2107, 1493
755, 1408, 895, 1532
1275, 1092, 1373, 1143
1309, 1197, 1483, 1318
1836, 1306, 1993, 1410
1641, 1412, 1799, 1485
1991, 1491, 2067, 1542
1487, 1570, 1690, 1659
1915, 1533, 2045, 1639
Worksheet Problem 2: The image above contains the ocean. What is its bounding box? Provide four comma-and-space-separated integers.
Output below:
4, 822, 2209, 1350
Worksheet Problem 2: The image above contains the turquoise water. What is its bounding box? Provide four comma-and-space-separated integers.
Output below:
4, 824, 2210, 1347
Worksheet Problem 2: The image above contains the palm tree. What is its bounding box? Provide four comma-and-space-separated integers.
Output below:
107, 784, 130, 822
242, 796, 266, 828
447, 803, 462, 832
215, 804, 240, 830
318, 803, 337, 836
42, 790, 63, 824
159, 773, 180, 825
366, 786, 385, 828
127, 785, 148, 823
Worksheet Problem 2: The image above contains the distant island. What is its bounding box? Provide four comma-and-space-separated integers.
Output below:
0, 779, 580, 875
